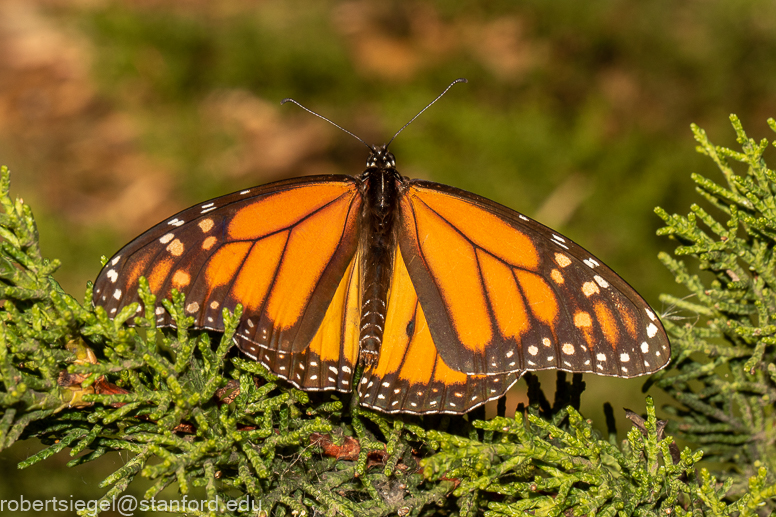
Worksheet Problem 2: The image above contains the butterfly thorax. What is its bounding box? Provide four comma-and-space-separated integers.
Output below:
357, 146, 402, 366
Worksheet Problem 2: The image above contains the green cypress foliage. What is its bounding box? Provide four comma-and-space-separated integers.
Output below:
653, 115, 776, 510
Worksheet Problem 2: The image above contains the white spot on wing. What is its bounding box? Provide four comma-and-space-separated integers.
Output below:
113, 289, 122, 300
640, 342, 649, 353
647, 323, 658, 338
159, 233, 175, 244
107, 269, 118, 283
594, 275, 609, 288
582, 281, 600, 297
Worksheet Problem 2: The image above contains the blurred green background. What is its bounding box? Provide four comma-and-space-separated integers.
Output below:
2, 0, 776, 513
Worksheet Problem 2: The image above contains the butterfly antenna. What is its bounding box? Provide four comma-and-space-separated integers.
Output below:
280, 98, 372, 151
386, 77, 468, 148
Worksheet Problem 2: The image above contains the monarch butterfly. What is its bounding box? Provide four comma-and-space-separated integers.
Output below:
93, 80, 670, 415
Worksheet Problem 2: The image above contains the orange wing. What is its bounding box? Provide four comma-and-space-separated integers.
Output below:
244, 254, 360, 391
93, 176, 363, 384
397, 181, 670, 378
359, 248, 519, 414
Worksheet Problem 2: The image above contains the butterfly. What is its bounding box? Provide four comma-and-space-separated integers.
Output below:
93, 82, 670, 415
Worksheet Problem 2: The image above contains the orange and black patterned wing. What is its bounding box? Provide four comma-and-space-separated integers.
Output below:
93, 176, 363, 390
359, 249, 519, 414
245, 253, 361, 391
397, 180, 670, 378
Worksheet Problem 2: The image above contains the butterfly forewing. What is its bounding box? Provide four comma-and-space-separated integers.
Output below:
94, 176, 363, 359
397, 180, 670, 378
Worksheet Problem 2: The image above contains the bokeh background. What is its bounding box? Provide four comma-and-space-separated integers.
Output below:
2, 0, 776, 513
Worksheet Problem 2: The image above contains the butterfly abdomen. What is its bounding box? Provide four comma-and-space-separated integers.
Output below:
357, 164, 402, 366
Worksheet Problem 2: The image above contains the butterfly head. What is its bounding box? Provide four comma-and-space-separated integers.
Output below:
366, 145, 396, 170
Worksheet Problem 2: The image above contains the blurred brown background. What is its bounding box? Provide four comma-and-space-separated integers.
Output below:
2, 0, 776, 513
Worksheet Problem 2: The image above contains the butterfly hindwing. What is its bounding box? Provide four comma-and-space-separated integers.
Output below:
94, 176, 363, 359
397, 180, 670, 378
241, 254, 361, 391
358, 248, 520, 414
